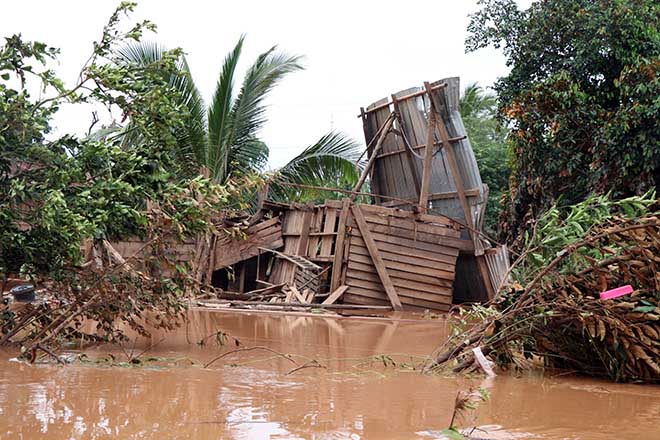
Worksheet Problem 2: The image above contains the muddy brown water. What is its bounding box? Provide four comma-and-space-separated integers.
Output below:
1, 309, 659, 439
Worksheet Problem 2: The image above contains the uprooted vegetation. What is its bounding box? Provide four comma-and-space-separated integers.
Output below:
427, 192, 660, 382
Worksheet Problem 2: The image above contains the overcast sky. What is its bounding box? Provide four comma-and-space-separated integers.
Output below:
2, 0, 532, 168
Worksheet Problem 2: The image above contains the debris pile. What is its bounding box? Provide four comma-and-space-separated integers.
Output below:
428, 193, 660, 382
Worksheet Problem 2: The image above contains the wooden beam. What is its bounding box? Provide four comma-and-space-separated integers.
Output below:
331, 198, 351, 291
418, 104, 436, 212
322, 285, 349, 305
353, 114, 395, 194
380, 188, 481, 207
425, 81, 474, 231
360, 82, 448, 116
351, 205, 403, 311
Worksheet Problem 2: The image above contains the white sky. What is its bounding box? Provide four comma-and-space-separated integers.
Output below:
1, 0, 532, 168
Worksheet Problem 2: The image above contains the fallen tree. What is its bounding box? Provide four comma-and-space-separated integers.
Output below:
427, 192, 660, 382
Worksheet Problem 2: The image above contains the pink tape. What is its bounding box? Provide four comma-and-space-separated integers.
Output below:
599, 285, 633, 300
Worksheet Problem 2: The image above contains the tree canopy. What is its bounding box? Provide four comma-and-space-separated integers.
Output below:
460, 83, 508, 237
467, 0, 660, 241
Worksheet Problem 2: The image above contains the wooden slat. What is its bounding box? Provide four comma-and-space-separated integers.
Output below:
349, 239, 456, 272
348, 220, 465, 250
343, 282, 451, 309
418, 107, 436, 210
347, 250, 455, 283
348, 235, 456, 264
347, 259, 453, 288
391, 94, 421, 197
297, 210, 313, 256
346, 269, 453, 300
319, 207, 337, 256
342, 293, 448, 312
357, 203, 455, 226
322, 285, 349, 305
347, 253, 454, 281
307, 209, 324, 258
350, 205, 403, 311
330, 198, 351, 291
361, 212, 459, 238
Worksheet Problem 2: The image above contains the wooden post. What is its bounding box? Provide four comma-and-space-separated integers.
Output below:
352, 114, 395, 195
418, 87, 437, 211
351, 205, 403, 311
330, 198, 351, 291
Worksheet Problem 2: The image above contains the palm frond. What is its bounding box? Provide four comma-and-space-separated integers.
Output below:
270, 132, 362, 202
219, 47, 303, 183
225, 138, 269, 179
207, 35, 244, 181
460, 83, 497, 119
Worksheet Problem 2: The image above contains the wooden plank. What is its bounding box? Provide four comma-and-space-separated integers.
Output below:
349, 235, 457, 264
350, 229, 463, 256
350, 205, 403, 311
347, 258, 448, 284
322, 285, 349, 305
418, 106, 436, 211
349, 240, 456, 273
362, 82, 448, 115
346, 267, 452, 303
361, 212, 459, 238
343, 282, 451, 309
342, 293, 448, 312
426, 82, 474, 231
357, 203, 455, 226
330, 198, 351, 292
319, 207, 337, 256
290, 285, 307, 303
247, 216, 280, 234
347, 253, 455, 281
348, 220, 466, 250
307, 209, 324, 258
244, 283, 286, 297
380, 188, 481, 207
392, 94, 421, 198
296, 210, 314, 257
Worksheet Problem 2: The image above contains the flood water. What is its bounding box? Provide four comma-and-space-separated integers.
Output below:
1, 309, 659, 439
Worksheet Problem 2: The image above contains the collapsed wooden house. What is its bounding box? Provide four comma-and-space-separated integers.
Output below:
204, 200, 463, 312
358, 77, 509, 303
112, 77, 509, 313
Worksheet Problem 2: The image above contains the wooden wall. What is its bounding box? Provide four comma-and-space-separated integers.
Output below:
341, 204, 461, 312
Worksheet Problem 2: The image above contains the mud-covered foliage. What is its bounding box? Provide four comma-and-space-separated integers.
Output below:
430, 193, 660, 382
466, 0, 660, 243
0, 2, 256, 354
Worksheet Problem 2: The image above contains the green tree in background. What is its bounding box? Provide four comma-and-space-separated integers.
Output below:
114, 37, 361, 200
460, 83, 509, 237
467, 0, 660, 242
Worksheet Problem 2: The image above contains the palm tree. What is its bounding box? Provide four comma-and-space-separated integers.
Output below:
113, 37, 361, 197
